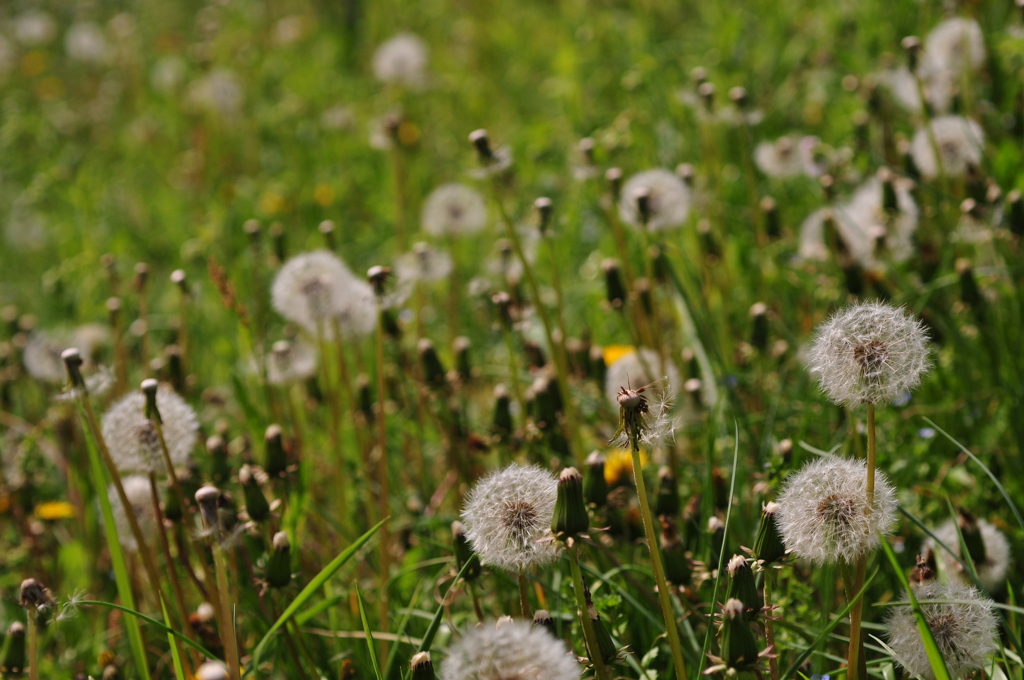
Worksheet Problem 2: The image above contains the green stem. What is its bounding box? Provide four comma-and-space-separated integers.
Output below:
569, 547, 613, 680
211, 542, 241, 680
518, 573, 532, 620
27, 615, 38, 680
374, 302, 392, 661
630, 447, 688, 680
763, 569, 779, 680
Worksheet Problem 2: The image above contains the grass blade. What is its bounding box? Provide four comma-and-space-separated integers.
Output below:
418, 557, 475, 654
877, 538, 951, 680
80, 600, 217, 660
250, 517, 387, 671
161, 596, 188, 680
383, 573, 430, 680
357, 586, 385, 680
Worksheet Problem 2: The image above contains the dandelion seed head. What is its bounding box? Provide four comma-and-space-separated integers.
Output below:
394, 242, 453, 283
186, 69, 243, 118
806, 302, 930, 408
372, 33, 429, 88
271, 250, 376, 338
65, 23, 109, 64
925, 518, 1011, 593
618, 169, 691, 232
775, 455, 898, 564
921, 18, 986, 79
266, 340, 318, 385
886, 581, 998, 680
461, 464, 558, 573
15, 11, 57, 46
421, 184, 487, 237
101, 384, 198, 474
755, 136, 805, 178
108, 475, 158, 553
603, 348, 679, 408
910, 116, 984, 180
440, 618, 580, 680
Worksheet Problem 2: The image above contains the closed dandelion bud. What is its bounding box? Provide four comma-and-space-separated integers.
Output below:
749, 303, 769, 352
318, 220, 336, 250
264, 424, 287, 477
551, 467, 589, 540
61, 348, 85, 389
566, 337, 591, 378
588, 345, 607, 386
588, 603, 619, 665
451, 521, 482, 581
655, 466, 679, 517
718, 599, 760, 671
239, 465, 270, 523
418, 339, 447, 389
195, 485, 221, 532
491, 292, 514, 331
491, 384, 513, 441
676, 163, 695, 187
468, 129, 493, 162
635, 278, 653, 316
454, 337, 472, 383
956, 259, 982, 310
752, 502, 786, 565
207, 435, 230, 486
660, 517, 692, 586
165, 345, 185, 392
269, 222, 285, 262
726, 555, 763, 620
698, 219, 720, 259
901, 35, 921, 70
410, 652, 434, 680
141, 378, 161, 423
729, 86, 748, 109
605, 167, 623, 199
133, 262, 149, 293
602, 259, 626, 309
535, 197, 554, 236
760, 196, 780, 239
698, 82, 715, 110
19, 578, 54, 614
955, 509, 987, 566
0, 621, 25, 675
531, 375, 562, 430
911, 553, 936, 586
584, 452, 609, 508
357, 374, 374, 423
532, 609, 556, 636
244, 219, 261, 245
196, 661, 230, 680
1007, 190, 1024, 237
708, 516, 725, 566
103, 665, 121, 680
265, 531, 292, 588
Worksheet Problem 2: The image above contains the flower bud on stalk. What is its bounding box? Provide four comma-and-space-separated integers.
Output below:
207, 435, 230, 486
749, 303, 769, 352
418, 339, 447, 389
752, 502, 786, 565
263, 424, 287, 477
655, 466, 680, 517
265, 531, 292, 589
660, 517, 692, 586
587, 602, 619, 665
532, 609, 556, 636
410, 652, 434, 680
551, 468, 589, 541
239, 465, 270, 523
760, 197, 780, 239
195, 485, 221, 533
725, 555, 763, 620
451, 521, 482, 582
0, 621, 26, 675
602, 259, 626, 309
707, 599, 763, 674
491, 385, 513, 442
584, 452, 609, 508
454, 337, 472, 383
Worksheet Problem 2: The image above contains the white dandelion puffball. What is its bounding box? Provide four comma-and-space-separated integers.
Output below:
886, 581, 998, 680
266, 340, 318, 386
65, 23, 110, 64
839, 177, 919, 266
910, 116, 984, 180
603, 348, 679, 409
394, 242, 453, 283
921, 18, 986, 80
15, 11, 57, 46
924, 518, 1011, 593
755, 136, 805, 178
441, 619, 580, 680
807, 301, 930, 408
461, 464, 558, 573
775, 455, 897, 564
109, 476, 158, 553
422, 184, 488, 237
271, 250, 375, 338
101, 384, 198, 474
372, 33, 428, 87
618, 169, 691, 232
23, 333, 73, 383
186, 69, 243, 118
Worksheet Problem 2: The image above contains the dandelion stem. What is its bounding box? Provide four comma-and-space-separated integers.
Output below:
568, 546, 612, 680
374, 302, 392, 660
763, 569, 780, 680
210, 540, 241, 680
147, 474, 196, 671
26, 614, 38, 680
630, 446, 688, 680
468, 583, 485, 623
866, 404, 876, 506
517, 573, 532, 620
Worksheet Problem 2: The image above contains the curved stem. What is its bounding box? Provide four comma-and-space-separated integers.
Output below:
569, 546, 612, 680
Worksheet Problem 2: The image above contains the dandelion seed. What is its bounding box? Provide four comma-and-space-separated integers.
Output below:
101, 383, 198, 474
461, 464, 558, 574
108, 475, 158, 553
910, 116, 984, 180
372, 33, 429, 88
440, 618, 580, 680
775, 455, 898, 564
618, 169, 691, 231
421, 184, 488, 237
806, 301, 930, 408
886, 581, 998, 680
925, 517, 1011, 593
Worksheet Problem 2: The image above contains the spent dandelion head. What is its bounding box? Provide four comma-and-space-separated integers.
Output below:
108, 475, 158, 554
754, 135, 805, 178
886, 580, 998, 680
618, 169, 691, 231
372, 32, 429, 88
440, 618, 580, 680
101, 383, 198, 474
271, 250, 376, 338
421, 183, 488, 237
921, 18, 986, 79
806, 301, 930, 408
266, 339, 318, 385
925, 516, 1011, 593
394, 242, 453, 283
461, 464, 558, 574
910, 116, 985, 180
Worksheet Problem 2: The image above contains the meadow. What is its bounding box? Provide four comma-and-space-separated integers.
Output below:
1, 0, 1023, 679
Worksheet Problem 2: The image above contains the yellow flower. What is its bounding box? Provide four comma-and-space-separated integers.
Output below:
313, 183, 335, 207
258, 190, 287, 216
604, 448, 647, 487
602, 344, 635, 367
34, 501, 76, 520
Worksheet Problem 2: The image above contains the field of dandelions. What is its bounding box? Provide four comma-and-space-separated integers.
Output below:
2, 0, 1024, 679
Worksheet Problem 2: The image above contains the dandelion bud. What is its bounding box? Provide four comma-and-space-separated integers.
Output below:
453, 337, 472, 383
956, 509, 987, 566
901, 35, 921, 70
676, 163, 695, 187
162, 480, 182, 522
602, 259, 626, 309
698, 82, 715, 109
1007, 190, 1024, 237
468, 128, 493, 161
716, 599, 761, 672
418, 339, 447, 389
587, 602, 619, 665
634, 277, 653, 316
584, 451, 609, 508
357, 374, 374, 423
19, 578, 54, 613
728, 86, 748, 109
491, 292, 514, 330
911, 553, 936, 586
264, 424, 287, 477
566, 337, 590, 378
578, 137, 596, 163
660, 516, 692, 586
726, 555, 763, 620
752, 502, 786, 565
61, 348, 85, 389
243, 219, 261, 245
410, 651, 434, 680
133, 262, 149, 292
140, 379, 161, 423
605, 167, 623, 198
0, 621, 25, 675
531, 609, 556, 636
654, 466, 679, 517
491, 384, 513, 442
708, 516, 725, 566
749, 302, 769, 352
531, 375, 563, 431
196, 661, 231, 680
165, 345, 185, 392
207, 435, 230, 486
633, 187, 653, 226
588, 345, 607, 386
534, 197, 553, 235
265, 531, 292, 589
106, 296, 121, 327
451, 521, 482, 582
760, 196, 780, 239
103, 664, 121, 680
367, 265, 392, 297
194, 485, 221, 532
318, 220, 336, 250
551, 467, 589, 540
956, 258, 982, 310
239, 465, 270, 523
269, 221, 285, 262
